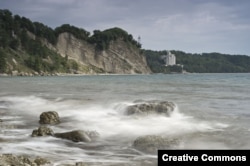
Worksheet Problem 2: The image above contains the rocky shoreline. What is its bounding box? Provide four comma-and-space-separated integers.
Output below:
0, 72, 150, 77
0, 100, 179, 166
0, 71, 71, 77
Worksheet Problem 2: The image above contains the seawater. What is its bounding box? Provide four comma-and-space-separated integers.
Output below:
0, 73, 250, 165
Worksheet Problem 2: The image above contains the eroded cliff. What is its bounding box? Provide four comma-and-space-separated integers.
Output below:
54, 32, 151, 74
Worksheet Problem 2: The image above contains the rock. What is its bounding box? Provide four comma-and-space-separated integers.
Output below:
0, 73, 8, 76
39, 111, 60, 124
34, 72, 39, 76
0, 154, 36, 166
34, 157, 50, 165
133, 135, 179, 154
75, 162, 88, 166
126, 100, 176, 116
0, 154, 50, 166
32, 126, 54, 137
0, 138, 6, 142
11, 70, 18, 76
54, 130, 99, 142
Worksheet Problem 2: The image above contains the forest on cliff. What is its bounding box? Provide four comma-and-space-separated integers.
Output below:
0, 9, 141, 74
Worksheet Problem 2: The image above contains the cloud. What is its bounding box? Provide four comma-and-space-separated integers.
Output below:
1, 0, 250, 54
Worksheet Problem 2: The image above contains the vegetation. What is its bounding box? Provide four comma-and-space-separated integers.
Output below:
0, 48, 7, 73
88, 27, 141, 50
55, 24, 90, 41
0, 9, 142, 74
144, 50, 250, 73
1, 9, 250, 74
0, 9, 72, 74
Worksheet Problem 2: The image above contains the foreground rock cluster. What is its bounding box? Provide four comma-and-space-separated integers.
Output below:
1, 100, 179, 165
0, 154, 50, 166
31, 111, 100, 143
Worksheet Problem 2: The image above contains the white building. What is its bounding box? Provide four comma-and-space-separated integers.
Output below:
165, 51, 176, 66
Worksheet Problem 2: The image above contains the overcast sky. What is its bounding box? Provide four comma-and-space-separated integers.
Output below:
1, 0, 250, 55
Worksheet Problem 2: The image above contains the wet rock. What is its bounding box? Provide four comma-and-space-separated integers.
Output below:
32, 126, 54, 137
126, 100, 176, 116
39, 111, 60, 124
133, 135, 179, 154
0, 154, 37, 166
61, 163, 88, 166
54, 130, 99, 142
34, 157, 50, 165
75, 162, 88, 166
0, 100, 12, 108
0, 154, 50, 166
0, 138, 6, 142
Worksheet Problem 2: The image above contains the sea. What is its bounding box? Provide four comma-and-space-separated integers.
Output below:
0, 73, 250, 165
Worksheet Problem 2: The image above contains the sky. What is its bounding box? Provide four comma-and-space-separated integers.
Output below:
1, 0, 250, 55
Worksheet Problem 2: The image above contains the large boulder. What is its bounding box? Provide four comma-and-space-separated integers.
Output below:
39, 111, 60, 124
133, 135, 179, 154
126, 100, 176, 116
54, 130, 99, 142
31, 126, 54, 137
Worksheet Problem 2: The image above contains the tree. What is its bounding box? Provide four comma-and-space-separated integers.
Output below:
144, 49, 250, 73
88, 27, 140, 50
0, 49, 7, 73
9, 39, 19, 50
55, 24, 90, 41
0, 29, 9, 48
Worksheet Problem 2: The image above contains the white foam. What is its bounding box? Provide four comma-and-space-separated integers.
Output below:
48, 101, 228, 140
0, 96, 230, 164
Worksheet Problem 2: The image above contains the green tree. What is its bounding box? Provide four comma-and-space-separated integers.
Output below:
55, 24, 90, 41
71, 61, 79, 71
9, 38, 19, 50
0, 29, 9, 48
88, 27, 140, 50
145, 50, 250, 73
0, 49, 7, 73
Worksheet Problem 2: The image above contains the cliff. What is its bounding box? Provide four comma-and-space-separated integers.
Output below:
0, 31, 151, 75
54, 32, 150, 74
0, 9, 151, 75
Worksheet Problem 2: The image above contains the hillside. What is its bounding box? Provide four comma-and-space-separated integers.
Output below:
1, 9, 250, 75
144, 50, 250, 73
0, 9, 151, 75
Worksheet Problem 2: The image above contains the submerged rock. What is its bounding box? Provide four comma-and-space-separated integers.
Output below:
126, 100, 176, 116
54, 130, 99, 142
32, 126, 54, 137
39, 111, 60, 124
0, 154, 50, 166
133, 135, 179, 154
75, 162, 88, 166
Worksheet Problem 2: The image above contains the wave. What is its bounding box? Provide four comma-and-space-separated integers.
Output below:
0, 95, 230, 164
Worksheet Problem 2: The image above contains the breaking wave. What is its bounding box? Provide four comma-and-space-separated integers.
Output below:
0, 95, 230, 165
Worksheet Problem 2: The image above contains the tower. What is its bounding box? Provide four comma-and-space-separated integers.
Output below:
165, 51, 176, 66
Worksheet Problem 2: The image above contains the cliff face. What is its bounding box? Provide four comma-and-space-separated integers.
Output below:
0, 9, 151, 75
54, 32, 151, 74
